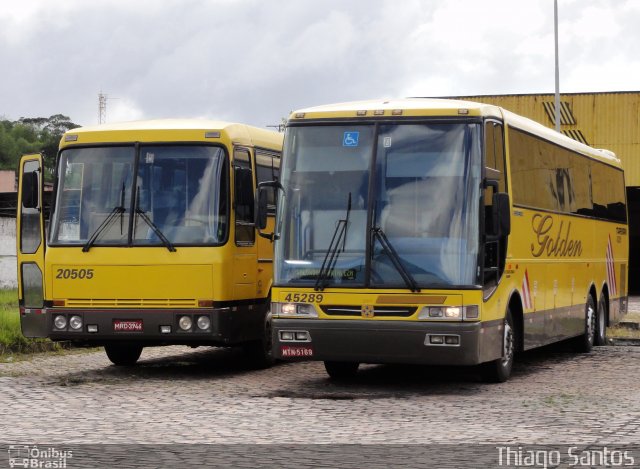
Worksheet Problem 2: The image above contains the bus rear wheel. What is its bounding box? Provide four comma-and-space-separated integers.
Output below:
574, 295, 596, 353
105, 344, 143, 366
594, 295, 607, 346
324, 361, 359, 381
480, 310, 514, 383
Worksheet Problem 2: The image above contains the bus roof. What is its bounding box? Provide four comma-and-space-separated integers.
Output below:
289, 98, 502, 120
60, 119, 283, 150
289, 98, 621, 167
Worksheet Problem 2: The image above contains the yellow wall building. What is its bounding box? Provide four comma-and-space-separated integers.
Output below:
458, 92, 640, 292
457, 92, 640, 184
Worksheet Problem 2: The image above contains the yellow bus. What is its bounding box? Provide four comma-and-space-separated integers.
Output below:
258, 98, 628, 382
17, 119, 282, 366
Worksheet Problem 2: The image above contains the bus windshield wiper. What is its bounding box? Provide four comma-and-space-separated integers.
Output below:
371, 226, 420, 293
82, 183, 126, 253
134, 208, 176, 252
314, 193, 351, 292
132, 186, 175, 252
82, 205, 125, 252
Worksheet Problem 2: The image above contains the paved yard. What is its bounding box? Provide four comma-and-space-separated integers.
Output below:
0, 341, 639, 467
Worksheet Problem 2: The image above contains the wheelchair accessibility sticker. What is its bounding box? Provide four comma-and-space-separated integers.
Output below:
343, 131, 359, 147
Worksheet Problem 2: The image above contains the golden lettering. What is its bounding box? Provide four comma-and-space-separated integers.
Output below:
530, 214, 583, 258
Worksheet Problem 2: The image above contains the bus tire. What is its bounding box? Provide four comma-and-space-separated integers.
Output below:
480, 309, 514, 383
574, 295, 596, 353
105, 344, 143, 366
324, 361, 359, 381
243, 312, 275, 369
594, 295, 607, 346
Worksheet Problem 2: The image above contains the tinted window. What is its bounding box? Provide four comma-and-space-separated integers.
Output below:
509, 128, 626, 222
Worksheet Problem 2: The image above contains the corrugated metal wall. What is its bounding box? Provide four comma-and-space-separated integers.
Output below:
458, 92, 640, 186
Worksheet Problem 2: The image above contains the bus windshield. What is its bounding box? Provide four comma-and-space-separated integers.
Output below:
275, 122, 482, 288
49, 145, 228, 247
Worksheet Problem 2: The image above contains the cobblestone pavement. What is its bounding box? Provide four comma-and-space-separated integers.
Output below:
0, 341, 639, 451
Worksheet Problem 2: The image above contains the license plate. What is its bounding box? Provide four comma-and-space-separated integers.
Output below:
280, 345, 313, 358
113, 319, 143, 332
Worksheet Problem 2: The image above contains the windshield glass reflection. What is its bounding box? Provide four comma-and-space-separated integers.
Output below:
275, 122, 481, 288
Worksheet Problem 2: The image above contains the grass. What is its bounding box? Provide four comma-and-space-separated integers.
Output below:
0, 289, 27, 351
0, 288, 69, 356
607, 310, 640, 340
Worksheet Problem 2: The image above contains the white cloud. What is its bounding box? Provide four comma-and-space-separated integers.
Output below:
104, 97, 144, 123
0, 0, 639, 127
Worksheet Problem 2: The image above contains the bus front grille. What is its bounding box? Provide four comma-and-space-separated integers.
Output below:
320, 305, 417, 317
63, 298, 198, 308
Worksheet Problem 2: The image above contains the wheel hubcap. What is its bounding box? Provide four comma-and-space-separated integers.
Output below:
586, 304, 595, 344
502, 322, 514, 366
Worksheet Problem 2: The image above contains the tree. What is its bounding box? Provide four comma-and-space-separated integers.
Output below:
0, 114, 80, 181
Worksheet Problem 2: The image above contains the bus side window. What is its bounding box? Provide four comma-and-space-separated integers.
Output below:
255, 149, 281, 214
234, 148, 255, 246
484, 121, 507, 296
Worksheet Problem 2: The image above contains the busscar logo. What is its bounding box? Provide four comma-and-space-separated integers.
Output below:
7, 445, 72, 468
361, 305, 374, 318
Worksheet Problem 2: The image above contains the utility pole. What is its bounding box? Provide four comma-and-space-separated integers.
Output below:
554, 0, 561, 132
267, 117, 288, 133
98, 92, 108, 124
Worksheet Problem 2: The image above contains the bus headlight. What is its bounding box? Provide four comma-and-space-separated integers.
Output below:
444, 307, 462, 319
178, 315, 193, 331
418, 306, 479, 321
53, 315, 67, 330
69, 315, 83, 331
196, 315, 211, 330
273, 302, 318, 318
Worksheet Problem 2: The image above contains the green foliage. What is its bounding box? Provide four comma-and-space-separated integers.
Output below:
0, 289, 26, 351
0, 289, 65, 356
0, 114, 80, 180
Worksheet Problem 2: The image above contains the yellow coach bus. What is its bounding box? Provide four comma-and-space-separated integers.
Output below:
258, 98, 628, 382
17, 119, 282, 366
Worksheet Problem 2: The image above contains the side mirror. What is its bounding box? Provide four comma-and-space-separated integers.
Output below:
492, 192, 511, 236
21, 171, 39, 209
255, 187, 269, 230
254, 180, 283, 241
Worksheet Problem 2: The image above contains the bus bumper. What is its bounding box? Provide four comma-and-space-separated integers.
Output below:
272, 319, 503, 366
45, 307, 265, 346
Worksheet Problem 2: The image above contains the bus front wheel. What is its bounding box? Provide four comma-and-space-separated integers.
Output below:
324, 361, 359, 381
480, 310, 514, 383
104, 344, 143, 366
242, 312, 275, 369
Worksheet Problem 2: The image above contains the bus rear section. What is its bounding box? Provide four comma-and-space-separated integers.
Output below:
17, 120, 282, 366
265, 98, 628, 382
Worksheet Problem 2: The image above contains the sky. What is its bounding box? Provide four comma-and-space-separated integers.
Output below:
1, 0, 639, 128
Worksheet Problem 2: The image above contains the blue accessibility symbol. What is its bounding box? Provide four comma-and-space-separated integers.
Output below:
343, 131, 360, 147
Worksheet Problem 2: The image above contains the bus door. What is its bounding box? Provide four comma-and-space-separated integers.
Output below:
232, 147, 257, 299
254, 150, 280, 299
17, 153, 47, 337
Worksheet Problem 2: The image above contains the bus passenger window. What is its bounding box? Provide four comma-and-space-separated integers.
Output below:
234, 148, 255, 245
